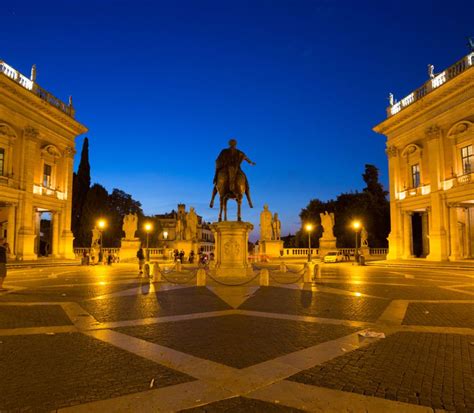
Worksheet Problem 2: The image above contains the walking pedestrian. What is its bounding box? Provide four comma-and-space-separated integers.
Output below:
137, 247, 145, 275
0, 242, 10, 291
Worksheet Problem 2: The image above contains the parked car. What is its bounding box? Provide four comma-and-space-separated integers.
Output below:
323, 251, 343, 263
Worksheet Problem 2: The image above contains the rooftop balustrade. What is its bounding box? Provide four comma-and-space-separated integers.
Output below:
0, 61, 74, 118
387, 53, 474, 118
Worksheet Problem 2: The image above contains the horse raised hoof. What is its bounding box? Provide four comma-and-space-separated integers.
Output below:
209, 202, 214, 208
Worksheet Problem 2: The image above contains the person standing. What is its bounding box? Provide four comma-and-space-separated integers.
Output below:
137, 247, 145, 275
0, 243, 10, 291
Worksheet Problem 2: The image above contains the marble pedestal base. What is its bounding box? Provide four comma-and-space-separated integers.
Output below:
120, 238, 141, 262
260, 240, 284, 258
210, 221, 254, 277
319, 237, 337, 257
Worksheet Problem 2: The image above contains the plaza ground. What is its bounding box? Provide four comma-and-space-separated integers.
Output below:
0, 262, 473, 412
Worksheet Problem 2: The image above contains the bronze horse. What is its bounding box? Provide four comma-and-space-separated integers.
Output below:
209, 166, 253, 221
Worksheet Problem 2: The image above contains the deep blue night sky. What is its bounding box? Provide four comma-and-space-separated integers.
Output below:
2, 0, 473, 237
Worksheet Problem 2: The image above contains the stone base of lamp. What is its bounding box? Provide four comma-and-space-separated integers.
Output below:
260, 240, 284, 258
120, 238, 142, 262
210, 221, 254, 277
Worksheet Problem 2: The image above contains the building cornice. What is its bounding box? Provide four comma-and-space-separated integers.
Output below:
0, 75, 88, 136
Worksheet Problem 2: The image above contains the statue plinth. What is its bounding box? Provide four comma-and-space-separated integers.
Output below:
210, 221, 253, 277
120, 238, 141, 262
319, 237, 337, 256
260, 239, 284, 258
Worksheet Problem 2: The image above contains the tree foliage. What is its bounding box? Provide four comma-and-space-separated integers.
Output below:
72, 138, 91, 246
294, 164, 390, 248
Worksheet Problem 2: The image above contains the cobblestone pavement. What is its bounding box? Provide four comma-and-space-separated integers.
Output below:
0, 262, 473, 412
289, 332, 474, 412
403, 302, 474, 328
116, 314, 358, 368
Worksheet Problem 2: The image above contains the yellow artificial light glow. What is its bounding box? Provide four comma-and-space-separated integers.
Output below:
163, 231, 168, 239
352, 220, 361, 230
144, 223, 153, 232
305, 223, 313, 232
97, 219, 106, 229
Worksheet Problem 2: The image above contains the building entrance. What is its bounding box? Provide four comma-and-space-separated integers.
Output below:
36, 211, 52, 257
411, 212, 424, 258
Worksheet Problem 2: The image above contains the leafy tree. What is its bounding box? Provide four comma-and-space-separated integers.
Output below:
78, 184, 110, 247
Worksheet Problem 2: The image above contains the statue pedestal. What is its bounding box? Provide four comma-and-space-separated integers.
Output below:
120, 238, 141, 262
260, 240, 284, 258
210, 221, 253, 277
319, 237, 337, 257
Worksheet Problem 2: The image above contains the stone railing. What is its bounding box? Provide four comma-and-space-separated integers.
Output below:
0, 60, 74, 118
442, 172, 473, 190
33, 184, 67, 200
387, 52, 474, 117
282, 248, 388, 257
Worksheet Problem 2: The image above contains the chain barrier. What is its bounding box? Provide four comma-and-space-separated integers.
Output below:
204, 267, 261, 286
285, 266, 306, 275
159, 264, 177, 275
268, 269, 304, 284
159, 268, 198, 285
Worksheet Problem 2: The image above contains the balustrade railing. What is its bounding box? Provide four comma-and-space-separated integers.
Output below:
0, 60, 74, 117
387, 52, 473, 117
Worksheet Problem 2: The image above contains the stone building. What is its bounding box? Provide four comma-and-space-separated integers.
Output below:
0, 61, 87, 259
374, 51, 473, 261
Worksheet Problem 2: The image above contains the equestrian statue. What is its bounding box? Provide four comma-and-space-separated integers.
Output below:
209, 139, 255, 221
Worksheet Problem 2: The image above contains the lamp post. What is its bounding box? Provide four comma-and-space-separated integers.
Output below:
163, 230, 169, 259
352, 220, 361, 263
144, 222, 153, 261
97, 219, 106, 264
305, 223, 313, 262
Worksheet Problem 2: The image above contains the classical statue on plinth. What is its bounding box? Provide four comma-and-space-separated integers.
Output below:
320, 211, 335, 239
272, 213, 281, 240
122, 213, 138, 240
260, 204, 273, 241
209, 139, 255, 221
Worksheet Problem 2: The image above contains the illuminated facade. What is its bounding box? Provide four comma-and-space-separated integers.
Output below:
374, 52, 474, 261
0, 61, 87, 260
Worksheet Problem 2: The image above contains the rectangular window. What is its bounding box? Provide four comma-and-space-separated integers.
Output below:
43, 163, 52, 187
0, 148, 4, 176
461, 145, 473, 175
411, 164, 420, 188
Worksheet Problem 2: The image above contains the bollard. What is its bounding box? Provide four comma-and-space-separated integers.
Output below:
304, 262, 315, 283
176, 260, 182, 272
196, 268, 206, 286
279, 262, 286, 273
313, 263, 321, 281
153, 263, 161, 281
143, 263, 150, 278
260, 268, 269, 286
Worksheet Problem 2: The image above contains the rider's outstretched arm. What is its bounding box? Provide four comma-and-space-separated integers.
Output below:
244, 156, 256, 166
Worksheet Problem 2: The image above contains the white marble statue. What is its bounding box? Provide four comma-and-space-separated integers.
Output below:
320, 211, 335, 239
186, 207, 198, 241
361, 226, 369, 247
260, 204, 273, 241
272, 213, 281, 240
122, 213, 138, 240
91, 226, 101, 248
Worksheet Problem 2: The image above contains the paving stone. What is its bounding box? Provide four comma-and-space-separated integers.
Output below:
0, 304, 72, 329
322, 282, 474, 300
180, 396, 305, 412
116, 314, 358, 368
289, 332, 474, 411
403, 302, 474, 328
0, 332, 194, 411
239, 286, 389, 322
82, 287, 232, 322
0, 282, 141, 302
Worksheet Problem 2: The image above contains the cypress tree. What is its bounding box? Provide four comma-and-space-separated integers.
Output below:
72, 138, 91, 246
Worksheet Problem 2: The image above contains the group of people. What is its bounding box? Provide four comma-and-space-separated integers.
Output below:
81, 250, 119, 266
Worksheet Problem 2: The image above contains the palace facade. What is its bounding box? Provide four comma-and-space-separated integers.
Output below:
0, 61, 87, 260
374, 51, 474, 261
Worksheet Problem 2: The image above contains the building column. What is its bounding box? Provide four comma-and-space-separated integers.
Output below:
421, 211, 429, 257
6, 204, 16, 258
402, 211, 414, 259
386, 146, 402, 259
51, 211, 60, 258
426, 192, 449, 261
59, 152, 75, 259
448, 206, 460, 261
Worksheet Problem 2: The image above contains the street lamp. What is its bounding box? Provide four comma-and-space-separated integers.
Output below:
97, 219, 106, 264
352, 220, 361, 263
305, 223, 313, 262
144, 222, 153, 261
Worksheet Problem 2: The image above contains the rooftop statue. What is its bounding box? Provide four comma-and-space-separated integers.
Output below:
210, 139, 255, 222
